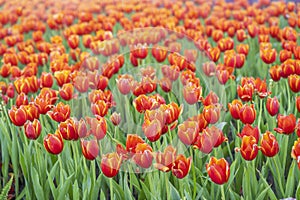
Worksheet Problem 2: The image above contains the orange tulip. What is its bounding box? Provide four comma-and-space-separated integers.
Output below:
269, 65, 282, 82
206, 157, 230, 185
67, 34, 79, 49
178, 120, 199, 145
237, 83, 254, 102
260, 48, 277, 64
91, 100, 109, 117
288, 74, 300, 93
296, 96, 300, 113
58, 118, 78, 140
203, 104, 221, 124
59, 83, 74, 101
172, 154, 191, 179
228, 99, 242, 120
40, 72, 53, 88
88, 116, 107, 140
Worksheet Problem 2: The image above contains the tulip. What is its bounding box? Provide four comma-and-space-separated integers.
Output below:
178, 121, 199, 145
206, 157, 230, 185
236, 136, 259, 161
202, 91, 219, 106
67, 35, 79, 49
236, 44, 249, 56
34, 96, 53, 115
202, 62, 216, 77
154, 145, 177, 172
187, 113, 208, 132
172, 154, 191, 179
228, 99, 242, 120
91, 100, 109, 117
101, 152, 122, 178
238, 124, 260, 143
239, 104, 256, 124
81, 139, 99, 160
40, 72, 53, 88
183, 83, 202, 105
142, 119, 162, 142
162, 65, 180, 81
288, 74, 300, 93
203, 104, 221, 124
43, 133, 64, 155
216, 69, 230, 85
58, 118, 78, 140
54, 70, 71, 87
8, 105, 27, 126
110, 112, 121, 126
88, 116, 107, 140
15, 92, 28, 108
74, 74, 89, 93
269, 65, 282, 82
237, 83, 254, 102
281, 60, 295, 78
159, 77, 172, 93
24, 119, 42, 140
152, 45, 168, 62
133, 143, 153, 168
266, 97, 279, 116
296, 96, 300, 113
48, 102, 70, 123
260, 48, 277, 64
274, 114, 296, 134
259, 131, 279, 157
207, 47, 220, 62
279, 50, 292, 63
59, 83, 74, 101
76, 118, 89, 138
291, 138, 300, 169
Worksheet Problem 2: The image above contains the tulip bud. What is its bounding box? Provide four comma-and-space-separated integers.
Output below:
260, 131, 279, 157
67, 35, 79, 49
101, 152, 122, 177
206, 157, 230, 185
43, 133, 64, 155
81, 139, 99, 160
24, 119, 42, 140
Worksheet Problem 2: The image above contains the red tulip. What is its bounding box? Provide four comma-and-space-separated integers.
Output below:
48, 102, 71, 123
43, 133, 64, 155
81, 139, 99, 160
260, 48, 276, 64
15, 92, 28, 108
274, 114, 296, 135
172, 154, 191, 179
202, 91, 219, 106
88, 116, 107, 140
59, 83, 73, 101
40, 72, 53, 88
238, 124, 260, 143
206, 157, 230, 185
228, 99, 242, 120
291, 138, 300, 169
91, 100, 109, 117
260, 131, 279, 157
269, 65, 282, 82
183, 83, 202, 105
58, 118, 78, 140
288, 75, 300, 93
8, 105, 27, 126
110, 112, 121, 126
296, 96, 300, 113
101, 152, 122, 178
24, 119, 42, 140
266, 97, 279, 116
237, 83, 254, 102
67, 35, 79, 49
239, 104, 256, 124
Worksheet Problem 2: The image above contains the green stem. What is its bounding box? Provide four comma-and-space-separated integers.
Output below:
165, 173, 170, 200
257, 98, 263, 133
221, 185, 225, 200
109, 178, 113, 200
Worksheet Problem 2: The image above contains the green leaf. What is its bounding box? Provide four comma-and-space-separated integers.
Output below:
169, 182, 181, 200
140, 181, 156, 200
57, 173, 74, 200
285, 161, 295, 197
90, 174, 102, 200
72, 180, 80, 200
0, 175, 13, 200
256, 185, 271, 200
31, 167, 45, 200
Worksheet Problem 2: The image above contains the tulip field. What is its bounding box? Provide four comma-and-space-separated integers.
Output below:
1, 0, 300, 199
